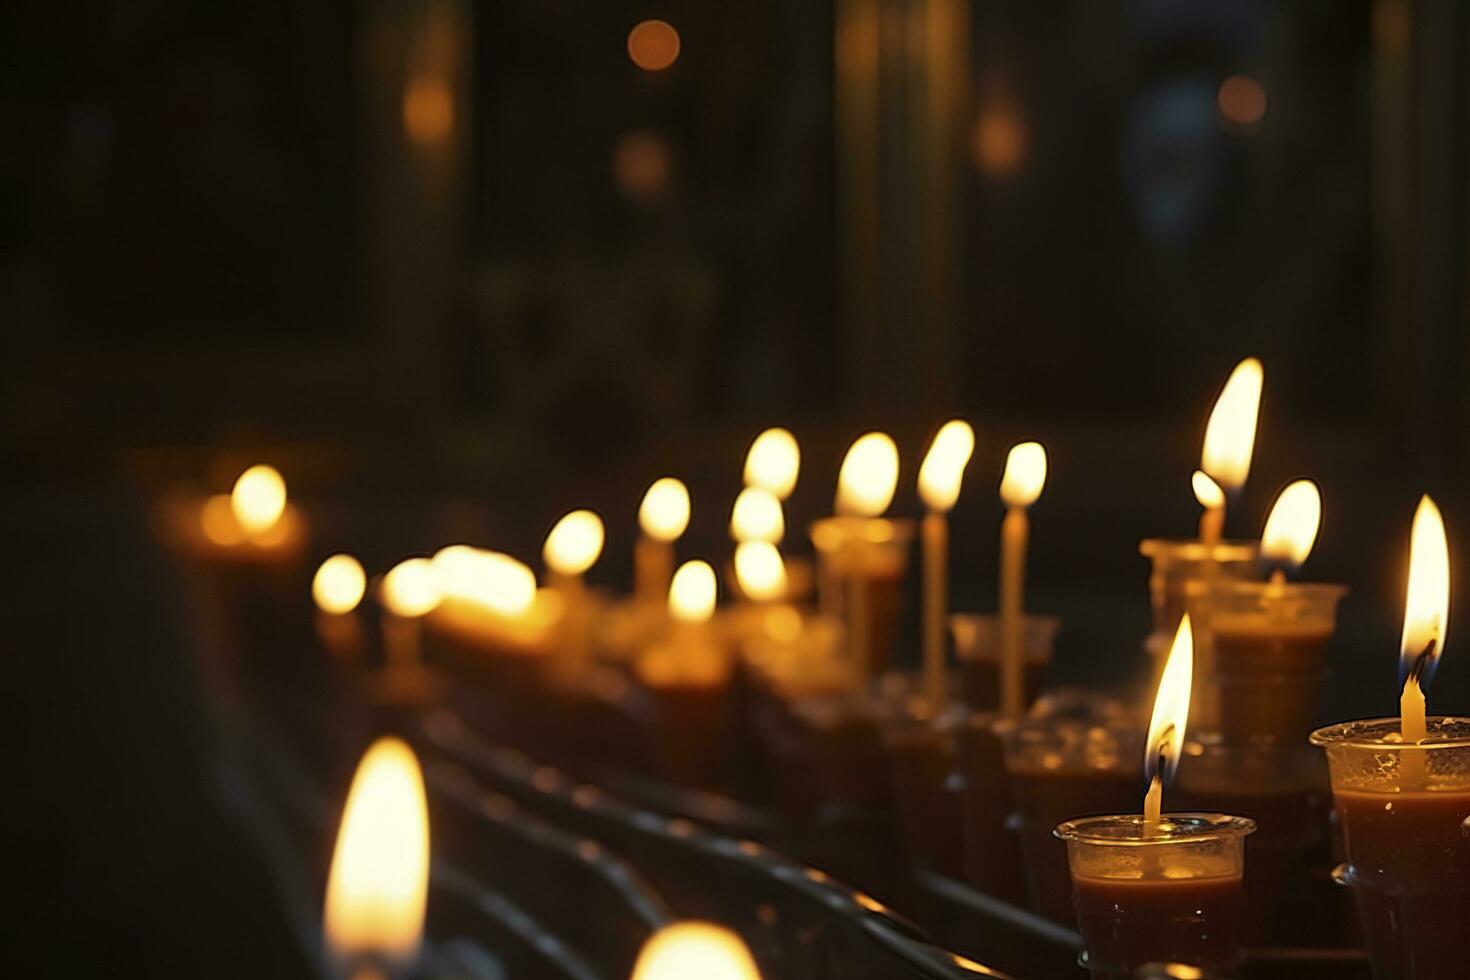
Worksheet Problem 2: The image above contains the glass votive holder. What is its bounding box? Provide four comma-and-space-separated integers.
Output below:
1055, 813, 1256, 980
1138, 538, 1259, 654
949, 612, 1060, 712
1310, 717, 1470, 980
881, 696, 967, 878
809, 516, 914, 680
954, 713, 1026, 902
1200, 580, 1346, 748
1004, 699, 1145, 923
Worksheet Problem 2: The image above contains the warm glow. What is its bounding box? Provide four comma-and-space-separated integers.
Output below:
972, 103, 1027, 176
1200, 357, 1263, 493
323, 737, 430, 968
1218, 75, 1267, 128
1144, 614, 1194, 785
431, 546, 537, 618
201, 494, 245, 546
1400, 495, 1450, 682
403, 76, 453, 144
668, 560, 717, 623
627, 19, 681, 72
835, 432, 899, 517
734, 542, 787, 602
381, 558, 442, 618
744, 428, 800, 499
314, 554, 367, 615
999, 441, 1047, 508
231, 465, 287, 536
1260, 480, 1322, 569
917, 419, 975, 512
631, 922, 762, 980
543, 510, 605, 576
729, 487, 785, 543
1191, 470, 1224, 509
640, 478, 691, 542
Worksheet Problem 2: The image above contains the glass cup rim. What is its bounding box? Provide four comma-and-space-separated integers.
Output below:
1053, 812, 1257, 846
1207, 579, 1349, 602
1138, 538, 1259, 561
1309, 716, 1470, 749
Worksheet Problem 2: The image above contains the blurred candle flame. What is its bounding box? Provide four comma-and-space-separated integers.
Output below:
314, 554, 367, 614
201, 493, 246, 546
918, 420, 975, 512
1191, 470, 1224, 509
543, 510, 605, 576
1400, 495, 1449, 687
431, 546, 537, 618
1200, 357, 1263, 493
1260, 480, 1322, 571
734, 542, 787, 602
381, 557, 442, 618
730, 487, 785, 544
999, 442, 1047, 508
632, 922, 763, 980
323, 737, 430, 969
836, 432, 899, 517
231, 464, 287, 536
669, 560, 717, 623
744, 428, 800, 499
1144, 614, 1193, 786
640, 478, 691, 542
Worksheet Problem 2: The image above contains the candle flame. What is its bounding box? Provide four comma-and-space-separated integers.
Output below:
201, 493, 246, 546
381, 558, 442, 618
836, 432, 899, 517
669, 559, 717, 623
917, 419, 975, 512
999, 441, 1047, 508
1144, 614, 1194, 786
1191, 470, 1224, 509
313, 554, 367, 614
734, 541, 787, 602
744, 428, 800, 499
1400, 495, 1449, 689
632, 922, 763, 980
323, 737, 430, 969
431, 546, 537, 618
230, 464, 287, 536
730, 487, 785, 543
640, 478, 691, 541
543, 509, 605, 576
1260, 479, 1322, 570
1200, 357, 1263, 492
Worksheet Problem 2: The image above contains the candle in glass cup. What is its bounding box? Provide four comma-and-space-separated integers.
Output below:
949, 612, 1059, 713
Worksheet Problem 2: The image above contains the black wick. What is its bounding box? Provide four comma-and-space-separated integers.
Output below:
1151, 724, 1176, 782
1406, 639, 1438, 687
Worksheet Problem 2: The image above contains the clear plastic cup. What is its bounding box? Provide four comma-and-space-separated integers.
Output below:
1055, 813, 1256, 980
949, 613, 1060, 713
809, 516, 913, 681
1310, 717, 1470, 980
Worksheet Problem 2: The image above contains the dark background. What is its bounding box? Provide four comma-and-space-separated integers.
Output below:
4, 0, 1469, 974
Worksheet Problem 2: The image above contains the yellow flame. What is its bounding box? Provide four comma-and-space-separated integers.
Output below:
735, 542, 787, 602
543, 510, 605, 576
313, 554, 367, 614
381, 557, 442, 618
999, 441, 1047, 508
323, 737, 430, 968
230, 464, 287, 536
730, 487, 785, 543
631, 922, 763, 980
669, 559, 717, 623
744, 428, 800, 499
1144, 613, 1194, 784
431, 546, 537, 618
1260, 479, 1322, 569
201, 493, 246, 546
1200, 357, 1263, 492
1191, 470, 1224, 509
640, 478, 691, 541
1400, 495, 1449, 671
836, 432, 899, 517
918, 420, 976, 512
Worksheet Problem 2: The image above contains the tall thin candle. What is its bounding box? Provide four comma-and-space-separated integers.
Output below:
1143, 614, 1194, 836
998, 441, 1046, 720
917, 420, 974, 707
1399, 495, 1449, 786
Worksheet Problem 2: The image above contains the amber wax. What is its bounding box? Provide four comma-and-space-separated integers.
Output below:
809, 516, 912, 684
1312, 717, 1470, 980
1055, 813, 1255, 980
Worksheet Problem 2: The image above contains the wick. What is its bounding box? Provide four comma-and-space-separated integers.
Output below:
1405, 640, 1438, 687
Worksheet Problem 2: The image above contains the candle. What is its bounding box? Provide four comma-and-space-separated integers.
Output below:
742, 427, 800, 500
231, 464, 288, 537
729, 486, 785, 544
636, 478, 691, 606
1143, 614, 1195, 833
543, 509, 605, 678
1398, 495, 1449, 768
313, 553, 368, 658
323, 737, 430, 979
178, 463, 306, 561
1198, 356, 1264, 520
998, 441, 1046, 720
632, 921, 763, 980
916, 419, 975, 707
1191, 470, 1224, 547
380, 557, 442, 675
733, 541, 787, 603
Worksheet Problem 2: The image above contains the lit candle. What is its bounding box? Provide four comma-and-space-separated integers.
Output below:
734, 541, 787, 603
631, 921, 763, 980
188, 463, 306, 559
313, 553, 368, 658
1198, 356, 1264, 534
729, 486, 785, 544
1260, 478, 1323, 585
916, 420, 975, 707
1143, 614, 1194, 833
1191, 470, 1225, 547
828, 432, 902, 689
231, 464, 288, 537
428, 546, 545, 653
380, 557, 442, 674
1398, 495, 1449, 782
998, 441, 1046, 720
636, 478, 691, 606
323, 737, 430, 980
742, 427, 800, 500
543, 509, 606, 599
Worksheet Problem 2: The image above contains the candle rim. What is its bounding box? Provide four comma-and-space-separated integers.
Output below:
1053, 812, 1256, 847
1310, 715, 1470, 750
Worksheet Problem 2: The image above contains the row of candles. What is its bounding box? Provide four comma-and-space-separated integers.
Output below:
178, 356, 1465, 980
